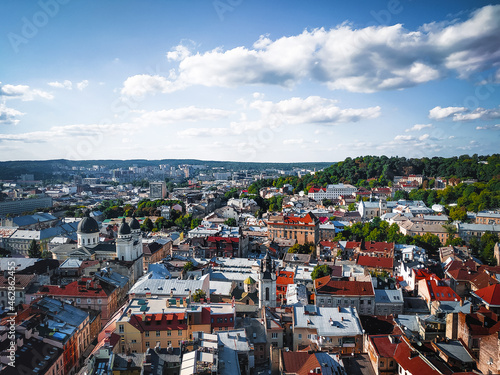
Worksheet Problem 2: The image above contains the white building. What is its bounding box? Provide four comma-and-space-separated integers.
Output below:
309, 184, 357, 201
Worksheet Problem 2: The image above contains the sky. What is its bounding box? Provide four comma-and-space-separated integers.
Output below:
1, 0, 499, 163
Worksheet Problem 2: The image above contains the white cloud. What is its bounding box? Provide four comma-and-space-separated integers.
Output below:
394, 135, 415, 142
250, 96, 381, 125
0, 104, 25, 126
121, 74, 180, 97
76, 80, 89, 91
177, 96, 380, 138
428, 106, 467, 120
476, 124, 500, 130
419, 134, 430, 141
48, 80, 73, 89
429, 105, 500, 121
406, 123, 433, 132
167, 43, 193, 61
122, 5, 500, 96
139, 106, 232, 123
48, 79, 89, 91
0, 82, 53, 101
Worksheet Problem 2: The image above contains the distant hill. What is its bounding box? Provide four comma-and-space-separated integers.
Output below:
0, 158, 334, 181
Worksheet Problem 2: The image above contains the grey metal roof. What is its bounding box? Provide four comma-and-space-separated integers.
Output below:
293, 306, 363, 337
218, 329, 252, 352
374, 289, 404, 304
434, 340, 475, 363
129, 273, 209, 296
210, 281, 233, 296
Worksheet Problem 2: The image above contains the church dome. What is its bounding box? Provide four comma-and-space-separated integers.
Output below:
118, 218, 131, 235
129, 216, 140, 230
77, 216, 99, 234
244, 276, 256, 285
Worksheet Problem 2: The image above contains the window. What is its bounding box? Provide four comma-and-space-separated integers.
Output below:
77, 298, 81, 303
167, 330, 172, 336
230, 317, 233, 322
307, 334, 312, 339
167, 341, 172, 346
145, 331, 150, 337
156, 331, 160, 337
178, 330, 182, 336
131, 340, 137, 344
272, 333, 278, 339
224, 317, 228, 322
298, 334, 302, 339
145, 341, 150, 348
265, 287, 270, 301
118, 324, 124, 333
97, 299, 102, 304
87, 299, 91, 304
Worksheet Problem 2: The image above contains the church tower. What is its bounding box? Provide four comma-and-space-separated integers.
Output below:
116, 218, 133, 261
129, 216, 142, 260
258, 252, 276, 308
77, 213, 100, 248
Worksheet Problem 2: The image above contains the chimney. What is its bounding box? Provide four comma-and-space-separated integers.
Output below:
460, 299, 464, 307
176, 298, 181, 307
142, 312, 146, 321
166, 299, 170, 308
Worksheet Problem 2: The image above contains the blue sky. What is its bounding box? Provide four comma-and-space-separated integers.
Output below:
1, 0, 499, 162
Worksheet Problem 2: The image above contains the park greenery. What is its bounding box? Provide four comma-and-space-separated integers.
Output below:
311, 264, 331, 280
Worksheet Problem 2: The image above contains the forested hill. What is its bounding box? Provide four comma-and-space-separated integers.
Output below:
248, 154, 500, 194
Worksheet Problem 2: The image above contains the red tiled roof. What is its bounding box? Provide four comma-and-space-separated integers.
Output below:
80, 260, 99, 269
276, 271, 295, 286
393, 337, 441, 375
357, 255, 393, 270
281, 351, 312, 373
413, 269, 433, 280
363, 241, 394, 253
308, 187, 325, 193
319, 240, 339, 248
36, 277, 109, 297
315, 278, 374, 296
474, 284, 500, 306
128, 312, 187, 332
344, 241, 361, 249
369, 335, 400, 358
0, 274, 35, 289
470, 271, 499, 289
447, 267, 477, 282
424, 278, 460, 302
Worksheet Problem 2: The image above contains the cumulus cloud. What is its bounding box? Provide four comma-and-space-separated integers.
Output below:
406, 123, 433, 132
122, 5, 500, 96
429, 105, 500, 121
48, 79, 89, 91
167, 43, 193, 61
48, 80, 73, 89
249, 96, 381, 125
121, 74, 180, 97
0, 82, 53, 101
428, 106, 467, 120
0, 104, 25, 126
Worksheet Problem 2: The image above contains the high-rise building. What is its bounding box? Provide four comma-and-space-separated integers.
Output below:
149, 181, 167, 199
